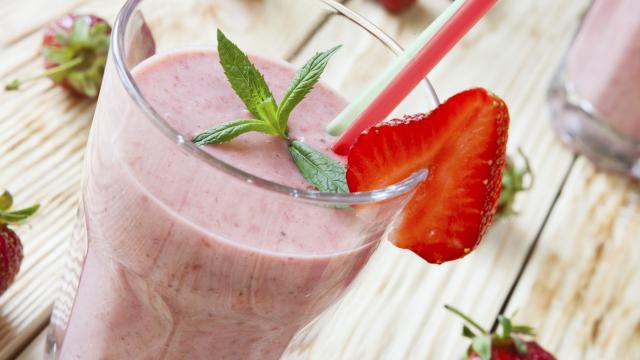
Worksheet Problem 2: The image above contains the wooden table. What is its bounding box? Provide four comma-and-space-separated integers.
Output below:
2, 0, 639, 359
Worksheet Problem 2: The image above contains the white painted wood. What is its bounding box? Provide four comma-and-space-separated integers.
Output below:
506, 159, 640, 360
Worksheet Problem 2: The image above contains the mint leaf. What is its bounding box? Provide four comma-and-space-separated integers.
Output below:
277, 46, 341, 131
217, 29, 276, 120
255, 97, 282, 136
0, 191, 13, 211
471, 335, 492, 360
0, 204, 40, 224
288, 140, 347, 193
193, 119, 275, 145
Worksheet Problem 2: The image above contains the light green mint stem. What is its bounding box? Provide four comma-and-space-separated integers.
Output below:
325, 0, 467, 136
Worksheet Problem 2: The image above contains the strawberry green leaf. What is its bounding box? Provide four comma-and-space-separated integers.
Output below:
0, 191, 13, 211
462, 325, 476, 339
89, 21, 110, 47
0, 204, 40, 224
217, 29, 275, 119
67, 70, 100, 98
444, 305, 489, 335
498, 148, 534, 216
193, 119, 275, 145
288, 140, 348, 193
513, 337, 529, 355
4, 80, 21, 91
498, 315, 512, 339
42, 47, 75, 64
70, 17, 91, 46
511, 325, 536, 336
277, 45, 341, 131
55, 31, 68, 45
472, 335, 492, 360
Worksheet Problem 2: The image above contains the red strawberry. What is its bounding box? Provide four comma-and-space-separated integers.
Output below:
445, 305, 556, 360
0, 226, 23, 296
5, 14, 111, 98
346, 88, 509, 264
0, 191, 39, 296
376, 0, 417, 13
469, 342, 556, 360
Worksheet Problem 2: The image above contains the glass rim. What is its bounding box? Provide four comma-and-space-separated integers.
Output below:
112, 0, 438, 205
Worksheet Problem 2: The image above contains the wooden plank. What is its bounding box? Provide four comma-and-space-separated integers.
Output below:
285, 0, 589, 358
0, 87, 93, 359
504, 158, 640, 359
15, 330, 46, 360
0, 0, 91, 46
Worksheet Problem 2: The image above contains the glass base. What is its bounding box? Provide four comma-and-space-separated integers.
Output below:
44, 325, 57, 360
548, 71, 640, 179
44, 205, 89, 360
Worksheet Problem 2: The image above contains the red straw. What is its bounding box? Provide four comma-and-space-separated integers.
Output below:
333, 0, 497, 155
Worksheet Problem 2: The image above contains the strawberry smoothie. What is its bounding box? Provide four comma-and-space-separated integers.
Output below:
549, 0, 640, 177
51, 49, 393, 359
566, 0, 640, 140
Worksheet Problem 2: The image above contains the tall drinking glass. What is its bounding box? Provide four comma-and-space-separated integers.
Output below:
46, 1, 438, 359
548, 0, 640, 178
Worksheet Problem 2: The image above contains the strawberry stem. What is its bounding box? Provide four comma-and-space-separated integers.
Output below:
515, 148, 534, 191
497, 148, 534, 216
444, 305, 488, 335
5, 57, 84, 91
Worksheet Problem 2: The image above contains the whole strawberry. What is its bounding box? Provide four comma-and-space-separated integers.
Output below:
5, 14, 111, 98
376, 0, 417, 13
0, 191, 39, 296
445, 305, 556, 360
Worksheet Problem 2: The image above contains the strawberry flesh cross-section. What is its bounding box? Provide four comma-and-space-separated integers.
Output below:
346, 88, 509, 264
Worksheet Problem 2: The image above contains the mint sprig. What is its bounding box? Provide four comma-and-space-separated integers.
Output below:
194, 30, 347, 193
289, 140, 348, 193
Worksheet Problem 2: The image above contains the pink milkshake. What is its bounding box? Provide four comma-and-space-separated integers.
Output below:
567, 0, 640, 139
47, 49, 414, 359
549, 0, 640, 178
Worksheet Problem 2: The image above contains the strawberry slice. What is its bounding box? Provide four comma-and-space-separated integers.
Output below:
346, 88, 509, 264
